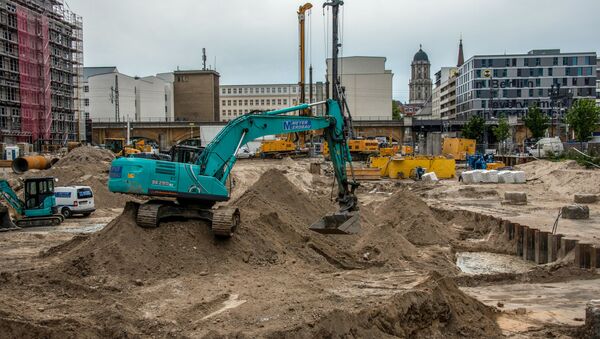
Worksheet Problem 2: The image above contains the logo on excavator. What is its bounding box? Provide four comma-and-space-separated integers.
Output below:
283, 120, 312, 131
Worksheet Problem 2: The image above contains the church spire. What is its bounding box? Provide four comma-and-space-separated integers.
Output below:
457, 36, 464, 67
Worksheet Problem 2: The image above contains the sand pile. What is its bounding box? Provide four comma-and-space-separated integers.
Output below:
516, 159, 600, 197
373, 189, 455, 246
21, 146, 135, 209
275, 273, 501, 338
43, 169, 367, 280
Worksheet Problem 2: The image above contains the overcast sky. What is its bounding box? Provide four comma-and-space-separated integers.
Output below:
66, 0, 599, 102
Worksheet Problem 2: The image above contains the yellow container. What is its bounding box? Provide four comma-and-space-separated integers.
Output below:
260, 140, 296, 153
442, 138, 476, 161
369, 156, 456, 179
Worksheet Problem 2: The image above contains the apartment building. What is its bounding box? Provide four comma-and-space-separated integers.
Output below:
0, 0, 83, 144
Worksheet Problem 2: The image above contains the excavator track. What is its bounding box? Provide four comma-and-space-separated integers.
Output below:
211, 207, 240, 237
136, 203, 162, 228
15, 215, 63, 228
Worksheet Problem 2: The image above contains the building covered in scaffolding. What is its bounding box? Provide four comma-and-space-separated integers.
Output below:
0, 0, 83, 147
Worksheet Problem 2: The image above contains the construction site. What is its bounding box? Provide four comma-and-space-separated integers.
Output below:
1, 0, 600, 338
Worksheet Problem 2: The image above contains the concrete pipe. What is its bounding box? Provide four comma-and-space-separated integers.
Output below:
12, 156, 58, 174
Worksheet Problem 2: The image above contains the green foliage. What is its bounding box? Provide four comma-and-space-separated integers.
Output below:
523, 105, 549, 139
461, 115, 486, 141
392, 100, 402, 121
566, 99, 600, 142
492, 115, 510, 142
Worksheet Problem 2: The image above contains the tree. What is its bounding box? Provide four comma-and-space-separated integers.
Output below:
392, 100, 402, 121
566, 98, 600, 143
523, 105, 549, 139
461, 115, 486, 141
493, 114, 510, 153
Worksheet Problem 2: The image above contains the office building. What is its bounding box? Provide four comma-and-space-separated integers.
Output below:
174, 70, 220, 122
327, 56, 393, 120
456, 49, 597, 121
83, 67, 174, 123
219, 82, 325, 121
0, 0, 83, 144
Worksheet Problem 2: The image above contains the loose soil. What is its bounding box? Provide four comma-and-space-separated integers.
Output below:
0, 166, 505, 338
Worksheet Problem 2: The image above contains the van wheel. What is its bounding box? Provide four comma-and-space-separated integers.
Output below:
61, 208, 72, 218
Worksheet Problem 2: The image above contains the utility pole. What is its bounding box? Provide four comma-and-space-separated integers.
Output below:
110, 74, 120, 122
324, 0, 343, 104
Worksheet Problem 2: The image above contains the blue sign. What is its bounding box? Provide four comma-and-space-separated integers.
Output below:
283, 120, 312, 131
55, 192, 71, 198
109, 166, 123, 178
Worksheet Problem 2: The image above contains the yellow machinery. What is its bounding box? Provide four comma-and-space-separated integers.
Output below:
401, 145, 414, 155
486, 162, 506, 170
105, 138, 143, 157
258, 139, 297, 158
379, 145, 398, 157
369, 155, 456, 179
442, 138, 476, 161
324, 139, 379, 161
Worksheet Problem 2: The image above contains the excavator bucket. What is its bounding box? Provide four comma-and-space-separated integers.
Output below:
309, 211, 360, 235
0, 206, 17, 231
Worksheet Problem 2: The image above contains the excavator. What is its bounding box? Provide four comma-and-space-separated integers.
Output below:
0, 177, 64, 229
108, 99, 360, 237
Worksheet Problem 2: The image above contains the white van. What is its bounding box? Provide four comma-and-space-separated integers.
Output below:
527, 137, 564, 158
54, 186, 96, 218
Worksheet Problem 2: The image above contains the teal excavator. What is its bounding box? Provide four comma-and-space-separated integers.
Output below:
108, 99, 360, 237
108, 0, 358, 237
0, 177, 64, 229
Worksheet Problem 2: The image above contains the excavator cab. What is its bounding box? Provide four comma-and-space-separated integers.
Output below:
23, 177, 58, 218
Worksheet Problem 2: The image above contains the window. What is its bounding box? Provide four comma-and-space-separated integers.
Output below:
277, 99, 282, 105
548, 68, 553, 76
562, 78, 567, 86
84, 98, 89, 106
244, 88, 248, 94
563, 57, 568, 65
244, 99, 248, 105
566, 68, 571, 76
250, 99, 254, 105
266, 88, 270, 93
222, 100, 226, 106
283, 88, 287, 93
476, 70, 481, 78
227, 100, 231, 106
227, 88, 231, 94
272, 87, 276, 93
233, 100, 237, 106
516, 89, 522, 97
572, 78, 577, 86
283, 99, 287, 105
524, 58, 529, 66
535, 58, 541, 66
261, 88, 265, 93
250, 88, 254, 94
572, 57, 578, 65
278, 87, 282, 93
535, 79, 541, 87
512, 58, 517, 67
266, 99, 270, 105
585, 78, 591, 86
553, 57, 558, 66
538, 89, 543, 96
261, 99, 265, 105
233, 88, 237, 94
84, 85, 89, 93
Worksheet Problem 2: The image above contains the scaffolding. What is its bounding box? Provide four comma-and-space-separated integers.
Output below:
0, 0, 82, 146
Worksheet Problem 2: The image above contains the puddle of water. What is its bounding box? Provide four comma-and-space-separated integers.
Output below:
456, 252, 536, 275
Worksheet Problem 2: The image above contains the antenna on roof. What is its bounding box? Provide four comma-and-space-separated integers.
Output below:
202, 48, 207, 71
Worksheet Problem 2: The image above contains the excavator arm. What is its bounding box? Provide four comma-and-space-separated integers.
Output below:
0, 179, 24, 215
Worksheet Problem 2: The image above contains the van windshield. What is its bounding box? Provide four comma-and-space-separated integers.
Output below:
77, 188, 93, 199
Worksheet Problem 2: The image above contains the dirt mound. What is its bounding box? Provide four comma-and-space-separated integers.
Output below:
374, 189, 455, 246
273, 273, 501, 338
21, 146, 135, 209
517, 160, 600, 196
43, 170, 367, 280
